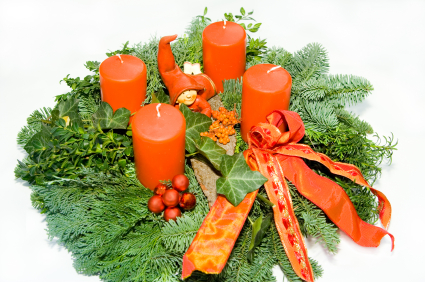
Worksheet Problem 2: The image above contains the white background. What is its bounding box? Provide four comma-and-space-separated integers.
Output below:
1, 0, 424, 281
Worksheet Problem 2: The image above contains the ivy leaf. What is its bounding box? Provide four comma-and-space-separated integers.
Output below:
195, 137, 226, 170
216, 153, 267, 206
151, 89, 170, 104
247, 213, 273, 263
92, 102, 131, 130
58, 97, 83, 127
179, 104, 212, 153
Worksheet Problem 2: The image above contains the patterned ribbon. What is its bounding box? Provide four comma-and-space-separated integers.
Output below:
182, 110, 394, 281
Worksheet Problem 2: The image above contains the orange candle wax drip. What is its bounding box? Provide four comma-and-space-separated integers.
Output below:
203, 21, 246, 93
240, 64, 292, 141
132, 103, 186, 190
99, 54, 147, 114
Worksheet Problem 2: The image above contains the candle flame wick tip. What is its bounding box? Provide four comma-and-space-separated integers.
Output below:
116, 54, 124, 64
267, 65, 281, 73
156, 103, 161, 117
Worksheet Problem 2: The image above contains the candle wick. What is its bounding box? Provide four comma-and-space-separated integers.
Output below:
223, 19, 226, 29
116, 54, 123, 64
267, 65, 281, 73
156, 103, 161, 117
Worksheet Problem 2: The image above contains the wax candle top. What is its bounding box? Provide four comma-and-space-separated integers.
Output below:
244, 64, 292, 93
203, 21, 246, 46
100, 54, 146, 81
132, 103, 186, 142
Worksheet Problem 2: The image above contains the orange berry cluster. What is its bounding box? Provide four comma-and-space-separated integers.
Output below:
200, 107, 239, 145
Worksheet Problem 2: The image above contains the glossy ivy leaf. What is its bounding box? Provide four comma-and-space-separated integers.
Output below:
216, 153, 267, 206
247, 213, 273, 263
180, 104, 212, 153
58, 97, 83, 127
92, 102, 131, 130
151, 89, 170, 104
195, 137, 226, 170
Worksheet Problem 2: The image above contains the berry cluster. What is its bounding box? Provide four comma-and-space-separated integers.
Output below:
147, 174, 196, 222
200, 107, 240, 145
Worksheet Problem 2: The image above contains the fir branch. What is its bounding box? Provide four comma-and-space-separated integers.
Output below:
133, 38, 163, 105
220, 78, 243, 116
296, 100, 339, 133
293, 74, 373, 106
287, 43, 329, 83
269, 225, 323, 282
288, 182, 340, 253
17, 107, 52, 146
160, 213, 204, 253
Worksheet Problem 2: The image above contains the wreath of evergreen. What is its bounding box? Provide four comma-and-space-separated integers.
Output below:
15, 8, 396, 282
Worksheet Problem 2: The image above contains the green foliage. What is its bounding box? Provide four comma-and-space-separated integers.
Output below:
151, 88, 170, 104
17, 107, 52, 146
288, 181, 340, 253
269, 224, 323, 281
220, 78, 243, 116
105, 41, 135, 57
15, 7, 397, 282
216, 153, 267, 206
92, 102, 131, 130
193, 137, 226, 170
247, 213, 273, 263
224, 8, 267, 63
234, 128, 249, 154
57, 60, 101, 123
16, 101, 133, 185
180, 104, 212, 153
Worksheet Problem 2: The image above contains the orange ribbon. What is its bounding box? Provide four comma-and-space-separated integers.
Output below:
182, 110, 394, 281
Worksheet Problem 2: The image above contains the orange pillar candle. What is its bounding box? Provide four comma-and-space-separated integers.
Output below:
99, 54, 147, 114
203, 21, 246, 93
240, 64, 292, 142
132, 103, 186, 190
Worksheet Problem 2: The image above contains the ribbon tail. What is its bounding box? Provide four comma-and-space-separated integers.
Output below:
277, 155, 394, 251
252, 149, 315, 282
370, 188, 391, 230
277, 143, 392, 229
181, 192, 257, 279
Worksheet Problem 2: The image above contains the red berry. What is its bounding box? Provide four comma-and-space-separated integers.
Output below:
162, 189, 180, 207
147, 195, 165, 213
164, 207, 182, 222
172, 174, 189, 192
179, 192, 196, 210
154, 183, 168, 196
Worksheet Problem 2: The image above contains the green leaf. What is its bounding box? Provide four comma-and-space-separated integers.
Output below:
24, 125, 51, 154
152, 89, 170, 104
92, 102, 131, 130
240, 7, 246, 15
204, 7, 208, 15
247, 213, 273, 263
151, 92, 160, 103
194, 137, 226, 170
239, 23, 246, 30
179, 104, 212, 153
216, 153, 267, 206
58, 97, 83, 127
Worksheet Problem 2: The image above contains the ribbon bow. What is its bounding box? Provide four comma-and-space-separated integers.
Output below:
182, 110, 393, 282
